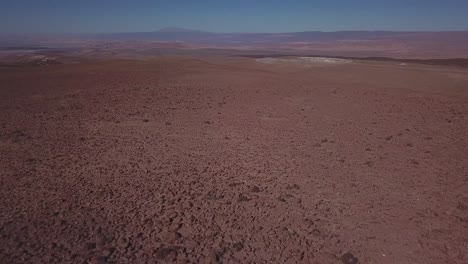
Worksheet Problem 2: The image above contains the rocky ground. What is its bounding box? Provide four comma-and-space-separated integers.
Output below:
0, 57, 467, 263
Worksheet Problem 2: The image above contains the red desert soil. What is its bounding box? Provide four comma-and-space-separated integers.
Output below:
0, 57, 467, 263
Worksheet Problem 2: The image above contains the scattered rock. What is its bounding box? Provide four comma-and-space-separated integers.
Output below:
212, 250, 226, 264
232, 242, 244, 252
205, 193, 224, 200
457, 202, 467, 211
341, 252, 358, 264
237, 194, 251, 202
165, 231, 182, 242
88, 256, 107, 264
286, 184, 300, 190
96, 236, 107, 249
169, 223, 183, 232
365, 161, 374, 167
277, 197, 286, 202
250, 186, 261, 193
12, 129, 27, 141
101, 247, 115, 257
85, 242, 97, 251
156, 246, 179, 260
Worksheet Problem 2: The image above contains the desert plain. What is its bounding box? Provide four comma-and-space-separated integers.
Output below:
0, 43, 468, 264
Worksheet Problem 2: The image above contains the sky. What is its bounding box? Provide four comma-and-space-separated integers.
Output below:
1, 0, 468, 34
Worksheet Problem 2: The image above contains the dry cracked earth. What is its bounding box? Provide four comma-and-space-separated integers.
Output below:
1, 57, 468, 263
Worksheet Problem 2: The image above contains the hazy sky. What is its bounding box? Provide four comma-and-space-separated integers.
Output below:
1, 0, 468, 33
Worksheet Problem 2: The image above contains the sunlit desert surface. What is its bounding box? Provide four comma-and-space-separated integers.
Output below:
1, 56, 467, 263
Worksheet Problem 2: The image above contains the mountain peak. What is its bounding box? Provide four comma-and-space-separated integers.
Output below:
156, 27, 207, 33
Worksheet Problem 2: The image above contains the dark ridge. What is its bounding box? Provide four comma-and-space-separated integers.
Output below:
239, 54, 296, 58
0, 64, 25, 68
236, 54, 468, 68
350, 57, 468, 68
0, 46, 50, 51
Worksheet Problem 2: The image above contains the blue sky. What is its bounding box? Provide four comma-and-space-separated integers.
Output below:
1, 0, 468, 33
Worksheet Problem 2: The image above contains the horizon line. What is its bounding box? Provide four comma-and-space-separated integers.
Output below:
2, 27, 468, 35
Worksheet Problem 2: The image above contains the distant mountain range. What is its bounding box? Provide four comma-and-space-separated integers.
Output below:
2, 27, 468, 58
87, 27, 468, 44
2, 27, 468, 45
155, 27, 210, 33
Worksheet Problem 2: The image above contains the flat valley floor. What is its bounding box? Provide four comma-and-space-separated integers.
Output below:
1, 57, 467, 263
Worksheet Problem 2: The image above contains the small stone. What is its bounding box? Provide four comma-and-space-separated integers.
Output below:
101, 247, 115, 257
85, 242, 97, 251
88, 256, 107, 264
156, 246, 178, 260
232, 242, 244, 252
237, 194, 251, 202
341, 252, 358, 264
169, 223, 183, 232
165, 231, 182, 242
96, 236, 107, 248
250, 186, 261, 193
286, 184, 300, 190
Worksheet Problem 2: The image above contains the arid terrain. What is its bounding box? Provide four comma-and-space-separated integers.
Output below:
3, 29, 468, 59
1, 53, 468, 263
